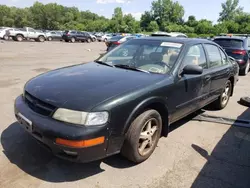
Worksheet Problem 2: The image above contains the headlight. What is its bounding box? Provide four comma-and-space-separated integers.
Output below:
52, 108, 109, 126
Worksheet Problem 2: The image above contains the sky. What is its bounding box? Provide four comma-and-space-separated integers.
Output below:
1, 0, 250, 23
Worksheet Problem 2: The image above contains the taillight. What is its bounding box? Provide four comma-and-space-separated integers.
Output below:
66, 33, 70, 36
113, 41, 121, 45
232, 50, 247, 55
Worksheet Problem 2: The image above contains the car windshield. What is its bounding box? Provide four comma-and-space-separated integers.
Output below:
97, 39, 183, 74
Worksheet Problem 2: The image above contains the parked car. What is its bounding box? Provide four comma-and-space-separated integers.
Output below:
0, 27, 12, 40
97, 34, 113, 42
151, 31, 187, 38
9, 27, 46, 42
88, 33, 97, 42
213, 35, 250, 75
106, 36, 136, 51
14, 37, 238, 164
46, 31, 63, 41
62, 30, 92, 43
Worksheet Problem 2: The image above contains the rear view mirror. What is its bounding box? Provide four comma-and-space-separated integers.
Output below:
181, 64, 203, 75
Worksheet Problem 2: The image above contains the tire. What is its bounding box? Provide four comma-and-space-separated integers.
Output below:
38, 36, 45, 42
239, 97, 250, 107
240, 61, 250, 76
16, 35, 23, 42
87, 38, 91, 43
104, 38, 107, 42
92, 38, 96, 42
210, 80, 232, 110
47, 37, 52, 41
121, 109, 162, 163
3, 35, 9, 40
65, 40, 69, 42
71, 37, 76, 43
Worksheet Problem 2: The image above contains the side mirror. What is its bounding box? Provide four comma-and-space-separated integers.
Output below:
181, 64, 203, 75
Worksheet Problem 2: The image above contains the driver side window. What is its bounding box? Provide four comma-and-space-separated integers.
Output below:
183, 44, 207, 69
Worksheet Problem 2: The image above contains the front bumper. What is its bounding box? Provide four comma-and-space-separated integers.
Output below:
14, 95, 109, 163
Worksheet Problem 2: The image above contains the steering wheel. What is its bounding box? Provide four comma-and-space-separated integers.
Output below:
155, 61, 171, 70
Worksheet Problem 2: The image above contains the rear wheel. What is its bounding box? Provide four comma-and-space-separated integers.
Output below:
210, 80, 232, 110
16, 35, 23, 42
87, 38, 91, 43
47, 37, 52, 41
241, 61, 250, 76
121, 109, 162, 163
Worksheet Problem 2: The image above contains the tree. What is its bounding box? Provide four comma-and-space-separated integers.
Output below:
195, 19, 214, 34
186, 15, 198, 27
151, 0, 184, 30
213, 23, 228, 35
140, 11, 152, 31
147, 21, 159, 32
218, 0, 243, 22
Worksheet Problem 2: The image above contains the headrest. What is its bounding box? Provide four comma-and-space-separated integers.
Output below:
149, 52, 163, 62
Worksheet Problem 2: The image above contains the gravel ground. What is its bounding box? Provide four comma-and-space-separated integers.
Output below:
0, 40, 250, 188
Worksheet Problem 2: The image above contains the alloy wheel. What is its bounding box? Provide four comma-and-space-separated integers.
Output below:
221, 83, 230, 106
138, 118, 159, 156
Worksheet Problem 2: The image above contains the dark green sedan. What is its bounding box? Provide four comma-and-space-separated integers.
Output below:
14, 37, 239, 164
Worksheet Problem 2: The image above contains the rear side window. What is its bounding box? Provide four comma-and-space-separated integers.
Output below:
204, 44, 222, 68
214, 39, 243, 48
219, 48, 228, 65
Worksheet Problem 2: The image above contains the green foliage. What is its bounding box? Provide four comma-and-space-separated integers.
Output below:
0, 0, 250, 36
151, 0, 184, 30
147, 21, 159, 32
218, 0, 243, 22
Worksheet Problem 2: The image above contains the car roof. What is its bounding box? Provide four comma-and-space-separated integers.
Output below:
136, 37, 214, 45
214, 36, 246, 41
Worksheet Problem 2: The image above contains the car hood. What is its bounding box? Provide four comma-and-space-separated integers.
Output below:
25, 62, 165, 111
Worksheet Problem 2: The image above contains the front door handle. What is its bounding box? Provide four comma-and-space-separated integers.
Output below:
205, 76, 211, 81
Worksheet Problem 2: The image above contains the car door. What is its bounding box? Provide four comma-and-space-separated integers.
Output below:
27, 28, 36, 38
50, 31, 56, 39
171, 44, 210, 122
56, 32, 62, 40
204, 44, 231, 100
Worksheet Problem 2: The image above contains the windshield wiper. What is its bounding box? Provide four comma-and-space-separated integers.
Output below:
114, 64, 150, 73
94, 60, 114, 67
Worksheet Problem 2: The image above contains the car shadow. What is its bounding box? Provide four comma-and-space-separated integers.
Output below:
0, 110, 206, 183
191, 107, 250, 188
0, 122, 136, 183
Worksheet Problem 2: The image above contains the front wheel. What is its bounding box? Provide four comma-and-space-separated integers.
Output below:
47, 37, 52, 41
38, 36, 45, 42
210, 80, 232, 110
3, 35, 9, 40
87, 38, 91, 43
71, 37, 76, 43
121, 109, 162, 163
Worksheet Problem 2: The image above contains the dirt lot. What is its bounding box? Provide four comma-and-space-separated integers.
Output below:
1, 41, 250, 188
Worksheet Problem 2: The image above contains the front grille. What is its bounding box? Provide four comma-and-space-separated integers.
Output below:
24, 91, 56, 116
